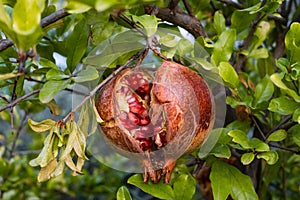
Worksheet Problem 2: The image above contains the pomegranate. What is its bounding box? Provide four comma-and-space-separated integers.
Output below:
96, 60, 215, 183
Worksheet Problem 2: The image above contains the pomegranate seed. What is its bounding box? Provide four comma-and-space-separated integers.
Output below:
127, 96, 137, 104
136, 73, 143, 79
128, 112, 140, 124
139, 117, 151, 125
129, 104, 144, 115
144, 94, 150, 101
139, 139, 152, 151
141, 126, 150, 133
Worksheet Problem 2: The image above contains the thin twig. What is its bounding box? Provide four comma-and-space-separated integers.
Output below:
168, 0, 180, 11
8, 113, 27, 159
217, 0, 243, 9
0, 89, 41, 112
266, 115, 292, 138
234, 0, 267, 71
182, 0, 195, 16
25, 77, 88, 97
269, 143, 300, 154
62, 48, 148, 123
251, 115, 266, 140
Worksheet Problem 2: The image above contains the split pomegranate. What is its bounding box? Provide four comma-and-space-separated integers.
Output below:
96, 60, 215, 183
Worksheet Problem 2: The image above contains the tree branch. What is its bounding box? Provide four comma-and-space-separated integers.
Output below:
234, 0, 267, 71
0, 89, 41, 112
0, 8, 69, 52
144, 5, 207, 38
217, 0, 243, 9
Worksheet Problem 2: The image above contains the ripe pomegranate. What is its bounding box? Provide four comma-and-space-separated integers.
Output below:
96, 60, 215, 183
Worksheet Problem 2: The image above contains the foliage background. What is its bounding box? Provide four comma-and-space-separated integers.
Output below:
1, 0, 300, 199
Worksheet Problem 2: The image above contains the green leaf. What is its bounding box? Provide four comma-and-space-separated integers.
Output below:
226, 120, 250, 133
29, 128, 57, 167
177, 38, 193, 56
95, 0, 118, 12
257, 151, 279, 165
0, 72, 23, 81
199, 128, 224, 158
289, 124, 300, 147
39, 79, 71, 104
66, 1, 92, 13
214, 11, 226, 35
231, 10, 255, 35
73, 66, 99, 83
0, 0, 12, 28
37, 158, 58, 182
66, 17, 90, 72
268, 96, 299, 115
12, 0, 42, 35
132, 14, 158, 37
211, 29, 236, 66
267, 129, 287, 142
46, 99, 61, 116
28, 118, 56, 133
210, 160, 258, 200
228, 130, 251, 149
206, 143, 231, 159
292, 108, 300, 123
160, 34, 178, 47
241, 152, 255, 165
253, 76, 274, 105
85, 30, 144, 68
276, 58, 289, 74
173, 174, 196, 200
39, 57, 59, 69
248, 48, 269, 59
46, 69, 69, 80
250, 138, 270, 152
128, 174, 175, 199
251, 21, 271, 50
270, 73, 300, 102
285, 22, 300, 63
117, 186, 132, 200
219, 62, 239, 88
11, 0, 44, 50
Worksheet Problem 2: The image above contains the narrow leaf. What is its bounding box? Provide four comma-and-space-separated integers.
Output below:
219, 62, 239, 88
173, 174, 196, 200
0, 72, 23, 81
267, 129, 287, 142
117, 186, 132, 200
66, 18, 90, 72
257, 151, 279, 165
241, 152, 255, 165
39, 79, 71, 104
211, 29, 236, 66
73, 66, 99, 83
228, 130, 251, 149
253, 76, 274, 105
28, 118, 56, 133
128, 174, 175, 199
270, 73, 300, 102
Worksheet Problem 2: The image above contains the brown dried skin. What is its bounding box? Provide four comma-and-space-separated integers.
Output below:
155, 61, 214, 154
96, 61, 215, 183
